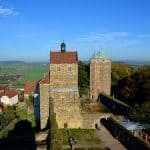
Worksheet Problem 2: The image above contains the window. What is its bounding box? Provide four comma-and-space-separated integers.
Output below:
95, 124, 98, 129
67, 65, 72, 72
57, 66, 61, 72
64, 123, 68, 129
68, 67, 72, 72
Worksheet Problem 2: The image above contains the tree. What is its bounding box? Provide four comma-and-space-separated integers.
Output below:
3, 106, 16, 123
0, 114, 8, 130
130, 102, 150, 124
78, 61, 89, 97
116, 66, 150, 104
111, 62, 133, 87
111, 62, 133, 97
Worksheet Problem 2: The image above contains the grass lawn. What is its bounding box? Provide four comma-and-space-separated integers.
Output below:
59, 129, 101, 145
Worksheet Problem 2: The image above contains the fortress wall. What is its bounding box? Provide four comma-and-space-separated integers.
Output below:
40, 84, 50, 129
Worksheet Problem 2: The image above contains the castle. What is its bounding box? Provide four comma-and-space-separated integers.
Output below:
39, 42, 111, 129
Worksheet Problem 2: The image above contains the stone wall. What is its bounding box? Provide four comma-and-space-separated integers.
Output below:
50, 91, 82, 128
50, 63, 78, 88
81, 112, 111, 129
101, 117, 150, 150
40, 83, 49, 129
90, 59, 111, 101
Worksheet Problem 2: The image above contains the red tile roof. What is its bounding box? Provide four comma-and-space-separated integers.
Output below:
3, 90, 17, 98
50, 51, 78, 64
24, 81, 37, 94
40, 72, 50, 84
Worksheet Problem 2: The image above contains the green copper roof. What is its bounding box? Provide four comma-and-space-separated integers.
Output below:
93, 48, 109, 60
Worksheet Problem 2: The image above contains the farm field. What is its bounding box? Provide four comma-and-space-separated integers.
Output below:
0, 63, 49, 87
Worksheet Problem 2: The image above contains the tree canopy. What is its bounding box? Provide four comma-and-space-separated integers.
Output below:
78, 61, 89, 97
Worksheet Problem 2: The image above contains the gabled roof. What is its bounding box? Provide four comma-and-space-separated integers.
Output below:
2, 90, 17, 98
24, 81, 37, 94
40, 72, 50, 84
50, 51, 78, 64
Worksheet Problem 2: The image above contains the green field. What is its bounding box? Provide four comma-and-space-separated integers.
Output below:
0, 63, 49, 87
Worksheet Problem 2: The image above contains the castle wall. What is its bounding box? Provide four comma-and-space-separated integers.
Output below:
90, 59, 111, 101
50, 91, 82, 128
40, 83, 49, 129
81, 113, 111, 129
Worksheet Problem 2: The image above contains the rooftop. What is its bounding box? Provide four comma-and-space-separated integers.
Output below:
40, 72, 50, 84
24, 81, 37, 94
50, 51, 78, 64
2, 90, 17, 98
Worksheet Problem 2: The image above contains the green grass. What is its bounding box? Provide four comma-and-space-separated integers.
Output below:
59, 129, 101, 145
59, 129, 68, 144
0, 63, 49, 87
69, 129, 101, 144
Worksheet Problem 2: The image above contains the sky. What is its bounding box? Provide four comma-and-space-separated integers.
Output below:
0, 0, 150, 62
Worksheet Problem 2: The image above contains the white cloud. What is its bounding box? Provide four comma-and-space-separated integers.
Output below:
79, 32, 129, 42
0, 6, 19, 16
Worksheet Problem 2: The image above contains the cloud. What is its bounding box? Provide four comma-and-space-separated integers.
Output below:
0, 6, 19, 16
79, 32, 129, 42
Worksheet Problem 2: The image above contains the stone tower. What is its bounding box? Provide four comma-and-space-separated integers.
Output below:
49, 42, 82, 128
90, 49, 111, 101
40, 42, 82, 129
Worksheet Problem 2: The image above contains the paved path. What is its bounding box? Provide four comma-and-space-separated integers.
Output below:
96, 125, 127, 150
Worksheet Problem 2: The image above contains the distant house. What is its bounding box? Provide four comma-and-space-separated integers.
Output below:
0, 90, 18, 106
24, 81, 37, 98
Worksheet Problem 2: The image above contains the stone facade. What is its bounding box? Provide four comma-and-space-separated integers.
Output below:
39, 83, 50, 129
90, 50, 111, 101
39, 72, 50, 129
49, 63, 78, 88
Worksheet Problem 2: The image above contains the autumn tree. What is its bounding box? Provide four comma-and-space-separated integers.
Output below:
3, 106, 16, 123
111, 62, 133, 96
119, 67, 150, 104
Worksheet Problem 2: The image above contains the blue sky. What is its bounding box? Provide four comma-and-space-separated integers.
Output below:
0, 0, 150, 62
